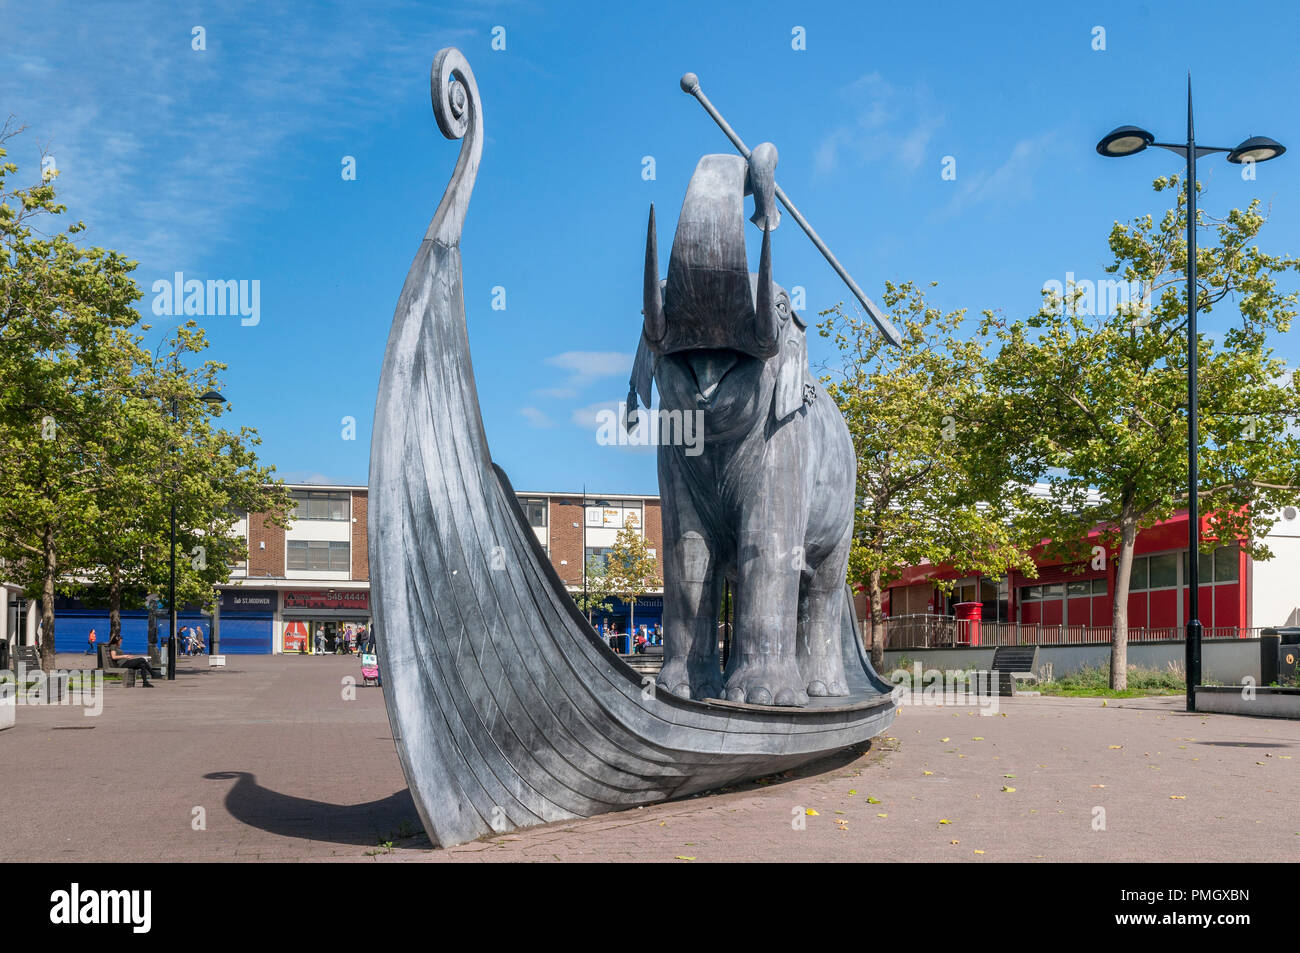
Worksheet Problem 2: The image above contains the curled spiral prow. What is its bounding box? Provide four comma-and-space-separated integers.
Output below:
431, 47, 479, 142
426, 47, 483, 245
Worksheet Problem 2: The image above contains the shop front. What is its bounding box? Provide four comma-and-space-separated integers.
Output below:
279, 588, 372, 654
217, 588, 276, 654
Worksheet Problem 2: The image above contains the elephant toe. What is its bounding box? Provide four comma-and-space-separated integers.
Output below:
773, 687, 808, 707
665, 682, 692, 700
725, 687, 746, 703
806, 679, 830, 697
747, 686, 773, 705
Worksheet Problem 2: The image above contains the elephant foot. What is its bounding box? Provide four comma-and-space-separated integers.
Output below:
723, 655, 809, 707
657, 655, 723, 701
800, 652, 850, 697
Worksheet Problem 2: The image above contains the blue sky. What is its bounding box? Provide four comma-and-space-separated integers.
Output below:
4, 0, 1298, 495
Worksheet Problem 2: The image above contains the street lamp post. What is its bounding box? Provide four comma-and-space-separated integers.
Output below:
164, 387, 227, 680
1096, 76, 1285, 711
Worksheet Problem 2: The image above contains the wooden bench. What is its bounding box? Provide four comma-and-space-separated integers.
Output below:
97, 644, 140, 687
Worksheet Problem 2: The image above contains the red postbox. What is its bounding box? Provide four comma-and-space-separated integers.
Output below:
953, 601, 982, 646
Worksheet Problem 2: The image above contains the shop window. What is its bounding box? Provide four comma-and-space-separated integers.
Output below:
1214, 546, 1239, 582
290, 491, 350, 521
1128, 557, 1148, 591
1148, 552, 1178, 589
287, 540, 350, 572
1067, 580, 1091, 597
1022, 585, 1042, 601
1092, 578, 1108, 595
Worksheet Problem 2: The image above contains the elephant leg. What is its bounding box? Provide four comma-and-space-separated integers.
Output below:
724, 531, 807, 707
797, 532, 851, 697
657, 530, 724, 700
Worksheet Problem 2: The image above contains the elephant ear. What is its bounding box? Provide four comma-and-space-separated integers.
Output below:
772, 316, 811, 422
625, 331, 656, 433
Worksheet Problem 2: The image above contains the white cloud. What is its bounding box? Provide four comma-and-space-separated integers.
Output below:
534, 351, 633, 400
940, 132, 1059, 219
815, 72, 945, 177
0, 3, 481, 272
519, 406, 553, 428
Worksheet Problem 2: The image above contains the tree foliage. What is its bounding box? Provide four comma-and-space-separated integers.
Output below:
819, 281, 1038, 669
0, 122, 290, 667
982, 175, 1300, 688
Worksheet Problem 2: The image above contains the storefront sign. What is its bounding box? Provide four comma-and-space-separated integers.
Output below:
219, 589, 277, 613
282, 589, 370, 612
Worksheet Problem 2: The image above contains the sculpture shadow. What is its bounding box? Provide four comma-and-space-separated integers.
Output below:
204, 771, 428, 847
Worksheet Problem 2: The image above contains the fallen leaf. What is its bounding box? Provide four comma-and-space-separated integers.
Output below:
941, 737, 950, 743
1108, 745, 1123, 750
658, 821, 666, 826
834, 810, 846, 815
972, 737, 984, 741
675, 856, 695, 861
938, 819, 951, 825
1170, 795, 1186, 800
950, 839, 960, 845
1003, 774, 1016, 779
805, 808, 819, 816
847, 789, 857, 796
973, 849, 985, 854
867, 797, 882, 804
1002, 786, 1016, 793
923, 771, 934, 776
876, 813, 888, 818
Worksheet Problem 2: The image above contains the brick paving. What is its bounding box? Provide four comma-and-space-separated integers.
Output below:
1, 654, 1295, 862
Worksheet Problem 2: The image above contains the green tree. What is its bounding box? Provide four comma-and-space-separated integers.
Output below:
819, 282, 1039, 670
572, 554, 615, 622
84, 323, 291, 644
0, 123, 291, 665
0, 121, 142, 669
983, 175, 1300, 689
599, 524, 661, 636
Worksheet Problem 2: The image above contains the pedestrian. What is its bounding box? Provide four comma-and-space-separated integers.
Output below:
86, 628, 97, 655
106, 634, 161, 687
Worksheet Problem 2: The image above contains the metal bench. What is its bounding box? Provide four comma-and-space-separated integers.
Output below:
988, 645, 1040, 696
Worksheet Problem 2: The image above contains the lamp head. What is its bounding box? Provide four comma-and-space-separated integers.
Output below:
1227, 135, 1286, 164
1096, 125, 1155, 157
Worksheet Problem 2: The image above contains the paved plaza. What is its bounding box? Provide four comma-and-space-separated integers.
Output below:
1, 655, 1295, 862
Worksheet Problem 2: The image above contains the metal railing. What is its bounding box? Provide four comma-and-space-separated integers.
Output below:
870, 613, 1263, 649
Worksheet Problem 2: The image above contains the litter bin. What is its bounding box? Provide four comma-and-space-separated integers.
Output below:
1264, 628, 1300, 685
953, 602, 982, 646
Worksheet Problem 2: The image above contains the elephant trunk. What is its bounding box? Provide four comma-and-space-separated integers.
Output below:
642, 204, 666, 348
752, 224, 779, 358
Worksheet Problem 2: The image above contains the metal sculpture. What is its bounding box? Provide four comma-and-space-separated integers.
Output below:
369, 48, 896, 849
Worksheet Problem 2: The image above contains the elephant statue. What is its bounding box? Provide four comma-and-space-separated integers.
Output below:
627, 146, 857, 707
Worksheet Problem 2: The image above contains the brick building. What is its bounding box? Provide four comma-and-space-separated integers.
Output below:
28, 483, 667, 656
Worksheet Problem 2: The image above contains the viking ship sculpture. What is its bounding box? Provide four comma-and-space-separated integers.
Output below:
369, 48, 898, 849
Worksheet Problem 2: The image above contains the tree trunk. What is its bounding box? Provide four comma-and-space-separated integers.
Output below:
109, 563, 123, 643
869, 566, 886, 671
1110, 512, 1138, 691
39, 522, 57, 671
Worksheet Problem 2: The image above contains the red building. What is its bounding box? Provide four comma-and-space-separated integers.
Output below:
878, 508, 1259, 637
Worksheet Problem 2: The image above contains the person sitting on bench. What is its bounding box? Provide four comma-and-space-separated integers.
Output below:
106, 634, 161, 687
